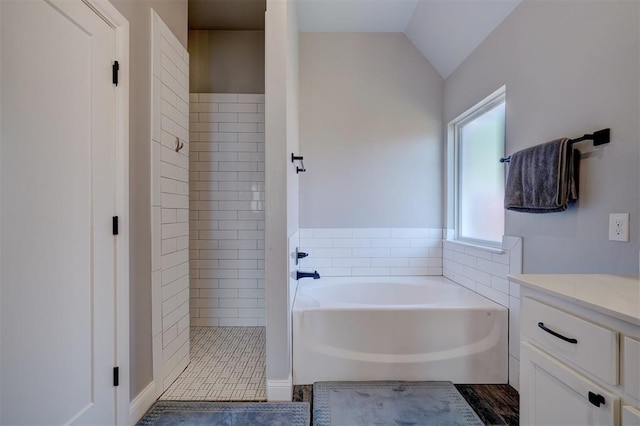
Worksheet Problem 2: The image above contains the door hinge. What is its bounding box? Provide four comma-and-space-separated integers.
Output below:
112, 216, 119, 235
112, 60, 119, 86
113, 367, 119, 387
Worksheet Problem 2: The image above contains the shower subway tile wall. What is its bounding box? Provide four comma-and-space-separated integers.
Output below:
189, 93, 265, 327
297, 228, 444, 277
151, 12, 190, 392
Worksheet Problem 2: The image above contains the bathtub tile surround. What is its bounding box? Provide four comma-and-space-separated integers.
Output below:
442, 237, 522, 307
289, 230, 301, 311
151, 11, 191, 392
298, 228, 444, 277
443, 235, 523, 390
189, 93, 265, 327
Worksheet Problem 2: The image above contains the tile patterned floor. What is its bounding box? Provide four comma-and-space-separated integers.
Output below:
160, 326, 266, 401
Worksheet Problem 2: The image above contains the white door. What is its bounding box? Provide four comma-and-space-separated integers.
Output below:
1, 0, 119, 424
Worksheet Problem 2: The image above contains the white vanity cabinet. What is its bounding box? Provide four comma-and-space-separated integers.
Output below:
521, 341, 619, 425
624, 406, 640, 425
510, 275, 640, 426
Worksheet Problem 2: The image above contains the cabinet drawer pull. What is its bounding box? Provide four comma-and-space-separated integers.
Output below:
538, 322, 578, 344
588, 391, 605, 407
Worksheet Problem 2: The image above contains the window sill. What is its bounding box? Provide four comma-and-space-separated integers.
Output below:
444, 238, 505, 254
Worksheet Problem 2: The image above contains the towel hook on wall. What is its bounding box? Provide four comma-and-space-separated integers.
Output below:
175, 137, 184, 153
291, 153, 306, 173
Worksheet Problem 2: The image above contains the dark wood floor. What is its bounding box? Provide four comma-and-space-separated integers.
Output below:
293, 383, 519, 425
455, 384, 519, 425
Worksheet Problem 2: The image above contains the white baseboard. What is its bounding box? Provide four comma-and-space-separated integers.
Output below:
129, 381, 157, 425
267, 376, 292, 401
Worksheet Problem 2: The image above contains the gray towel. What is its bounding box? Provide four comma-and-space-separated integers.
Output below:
504, 138, 579, 213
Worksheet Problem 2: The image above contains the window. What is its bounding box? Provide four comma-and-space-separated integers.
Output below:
449, 87, 505, 247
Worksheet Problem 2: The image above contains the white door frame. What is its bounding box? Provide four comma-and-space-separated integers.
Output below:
81, 1, 130, 424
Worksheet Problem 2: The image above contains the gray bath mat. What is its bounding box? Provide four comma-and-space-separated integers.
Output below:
313, 381, 483, 426
137, 401, 310, 425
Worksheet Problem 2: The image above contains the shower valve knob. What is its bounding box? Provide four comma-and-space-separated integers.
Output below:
295, 248, 309, 265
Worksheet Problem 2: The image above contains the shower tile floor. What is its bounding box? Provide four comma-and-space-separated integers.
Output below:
160, 326, 266, 401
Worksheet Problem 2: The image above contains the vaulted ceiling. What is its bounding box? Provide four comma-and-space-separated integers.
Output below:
296, 0, 523, 78
189, 0, 523, 79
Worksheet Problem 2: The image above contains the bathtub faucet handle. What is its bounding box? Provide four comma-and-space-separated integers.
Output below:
295, 248, 309, 265
296, 270, 320, 280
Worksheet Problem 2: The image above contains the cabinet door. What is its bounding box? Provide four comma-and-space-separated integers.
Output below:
623, 406, 640, 425
623, 337, 640, 401
521, 342, 620, 426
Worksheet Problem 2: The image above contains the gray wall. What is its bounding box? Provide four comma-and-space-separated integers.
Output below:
287, 11, 299, 237
265, 0, 299, 396
109, 0, 188, 401
444, 0, 639, 274
299, 33, 444, 228
189, 30, 265, 93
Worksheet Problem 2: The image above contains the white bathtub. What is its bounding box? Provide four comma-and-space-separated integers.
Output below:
292, 276, 508, 384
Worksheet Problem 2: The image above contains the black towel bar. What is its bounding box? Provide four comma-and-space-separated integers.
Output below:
500, 128, 610, 163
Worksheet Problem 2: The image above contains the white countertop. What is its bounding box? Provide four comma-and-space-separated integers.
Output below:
509, 274, 640, 326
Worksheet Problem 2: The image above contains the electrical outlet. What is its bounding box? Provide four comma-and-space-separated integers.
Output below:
609, 213, 630, 242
